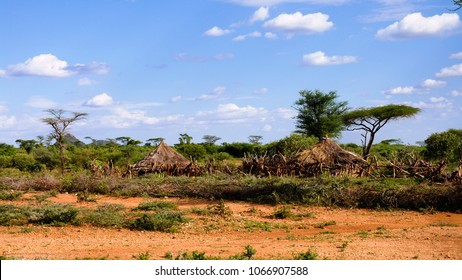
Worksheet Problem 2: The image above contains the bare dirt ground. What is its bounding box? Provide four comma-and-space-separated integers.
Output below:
1, 192, 461, 260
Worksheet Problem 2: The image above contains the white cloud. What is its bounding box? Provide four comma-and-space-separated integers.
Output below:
196, 86, 227, 101
204, 26, 234, 37
249, 7, 270, 24
0, 105, 16, 129
430, 97, 448, 103
170, 95, 183, 102
0, 54, 108, 78
77, 77, 96, 86
227, 0, 348, 7
262, 124, 272, 131
421, 79, 446, 88
233, 31, 262, 41
436, 63, 462, 77
213, 53, 235, 60
84, 93, 114, 107
264, 32, 278, 39
176, 53, 234, 62
101, 107, 159, 128
450, 52, 462, 59
253, 87, 269, 95
26, 96, 57, 109
386, 86, 416, 95
263, 12, 334, 37
197, 103, 268, 123
451, 90, 462, 97
376, 13, 462, 40
275, 107, 296, 119
302, 51, 357, 66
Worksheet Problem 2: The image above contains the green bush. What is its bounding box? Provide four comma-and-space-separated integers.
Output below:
130, 211, 186, 232
29, 205, 80, 226
12, 153, 36, 171
82, 204, 125, 228
0, 155, 12, 168
133, 201, 178, 211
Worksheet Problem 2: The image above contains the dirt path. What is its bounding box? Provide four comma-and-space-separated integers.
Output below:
1, 193, 461, 260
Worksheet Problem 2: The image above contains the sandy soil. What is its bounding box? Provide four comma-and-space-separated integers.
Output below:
1, 193, 461, 260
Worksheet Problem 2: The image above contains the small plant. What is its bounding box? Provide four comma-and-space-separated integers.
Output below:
272, 206, 293, 219
294, 249, 319, 260
134, 201, 177, 211
337, 241, 350, 252
130, 211, 187, 232
133, 251, 151, 260
229, 245, 257, 260
29, 205, 80, 226
314, 220, 336, 229
164, 252, 173, 260
77, 190, 97, 202
209, 199, 232, 218
0, 190, 22, 201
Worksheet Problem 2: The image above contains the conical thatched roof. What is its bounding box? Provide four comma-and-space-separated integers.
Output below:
295, 137, 366, 167
132, 141, 191, 174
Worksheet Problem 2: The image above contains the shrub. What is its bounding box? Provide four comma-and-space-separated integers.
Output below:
130, 211, 186, 232
272, 206, 293, 219
133, 201, 177, 211
82, 204, 125, 228
294, 249, 319, 260
12, 153, 36, 171
0, 190, 23, 201
29, 205, 79, 226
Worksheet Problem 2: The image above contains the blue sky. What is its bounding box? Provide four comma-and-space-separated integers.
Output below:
0, 0, 461, 146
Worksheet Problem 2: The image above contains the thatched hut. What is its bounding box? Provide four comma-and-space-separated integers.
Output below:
293, 136, 368, 176
131, 141, 191, 175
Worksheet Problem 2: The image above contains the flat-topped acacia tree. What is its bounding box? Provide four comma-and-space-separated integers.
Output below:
342, 104, 421, 159
42, 109, 88, 175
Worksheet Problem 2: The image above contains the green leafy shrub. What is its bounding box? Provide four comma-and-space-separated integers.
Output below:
82, 204, 125, 228
0, 190, 23, 201
294, 249, 319, 260
130, 211, 186, 232
29, 205, 79, 226
133, 201, 177, 211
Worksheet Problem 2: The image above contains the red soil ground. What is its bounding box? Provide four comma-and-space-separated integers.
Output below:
1, 193, 461, 260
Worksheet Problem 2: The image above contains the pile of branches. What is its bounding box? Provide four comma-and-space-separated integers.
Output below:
242, 153, 294, 177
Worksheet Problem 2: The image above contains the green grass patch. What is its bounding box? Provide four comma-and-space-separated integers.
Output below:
133, 201, 178, 211
130, 211, 187, 233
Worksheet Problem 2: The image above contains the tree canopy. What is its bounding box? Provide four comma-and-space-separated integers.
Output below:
424, 129, 462, 164
293, 90, 348, 140
41, 109, 88, 174
343, 104, 421, 158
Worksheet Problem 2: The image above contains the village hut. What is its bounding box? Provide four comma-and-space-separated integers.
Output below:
293, 136, 368, 176
131, 141, 191, 175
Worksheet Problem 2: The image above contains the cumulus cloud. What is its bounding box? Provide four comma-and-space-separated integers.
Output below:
253, 87, 269, 95
421, 79, 447, 88
264, 32, 278, 39
302, 51, 357, 66
0, 105, 16, 129
101, 107, 159, 128
227, 0, 348, 7
249, 7, 270, 24
386, 86, 417, 95
197, 103, 268, 123
263, 12, 333, 37
204, 26, 234, 37
233, 31, 262, 41
0, 54, 108, 78
436, 63, 462, 77
77, 77, 96, 86
84, 93, 114, 107
450, 52, 462, 59
451, 90, 462, 97
376, 13, 462, 40
196, 86, 226, 101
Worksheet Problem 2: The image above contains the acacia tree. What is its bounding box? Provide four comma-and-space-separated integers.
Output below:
293, 90, 348, 140
248, 135, 263, 145
42, 109, 88, 174
452, 0, 462, 10
343, 104, 421, 159
202, 135, 221, 145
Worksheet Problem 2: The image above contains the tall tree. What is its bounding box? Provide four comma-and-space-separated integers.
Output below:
293, 90, 348, 139
15, 139, 38, 154
41, 109, 88, 175
179, 133, 193, 145
145, 137, 165, 146
202, 135, 221, 145
451, 0, 462, 10
343, 104, 421, 159
248, 135, 263, 145
423, 129, 462, 164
